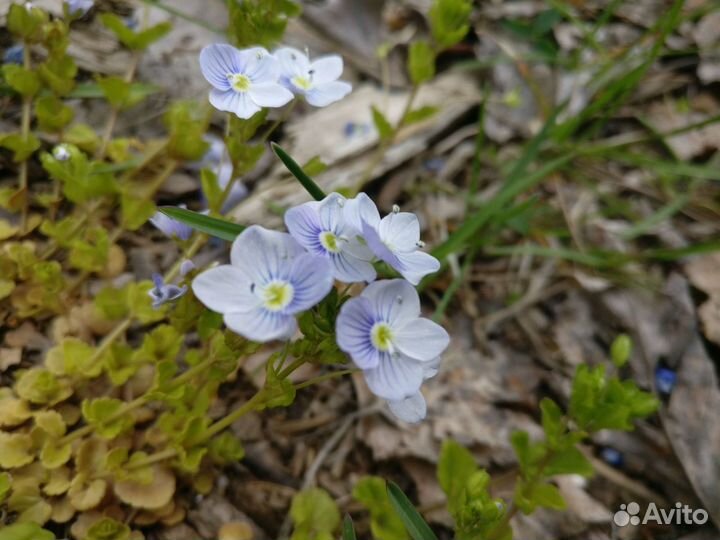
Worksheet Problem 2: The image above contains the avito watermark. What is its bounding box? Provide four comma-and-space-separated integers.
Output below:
614, 502, 708, 527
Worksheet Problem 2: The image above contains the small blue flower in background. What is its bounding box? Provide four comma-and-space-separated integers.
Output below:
600, 447, 624, 468
3, 44, 24, 65
179, 259, 196, 277
336, 279, 449, 422
199, 44, 294, 119
190, 135, 247, 213
343, 193, 440, 285
655, 365, 677, 396
149, 208, 193, 241
192, 225, 334, 342
275, 47, 352, 107
285, 193, 375, 283
149, 273, 187, 308
52, 144, 71, 162
65, 0, 93, 16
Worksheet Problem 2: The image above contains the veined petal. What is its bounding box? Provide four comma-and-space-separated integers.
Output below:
305, 81, 352, 107
423, 357, 441, 380
394, 318, 450, 362
242, 47, 278, 83
274, 47, 310, 80
310, 55, 343, 84
230, 225, 306, 285
284, 202, 323, 253
318, 193, 346, 233
285, 253, 334, 313
199, 44, 243, 91
331, 251, 376, 283
364, 354, 424, 401
387, 392, 427, 423
379, 212, 420, 252
248, 83, 294, 108
336, 296, 382, 370
361, 279, 420, 327
394, 251, 441, 285
224, 307, 297, 342
192, 265, 259, 314
344, 192, 381, 231
209, 89, 261, 119
362, 220, 402, 270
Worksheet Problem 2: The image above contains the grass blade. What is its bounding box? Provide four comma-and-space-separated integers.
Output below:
342, 514, 357, 540
386, 481, 437, 540
272, 143, 327, 201
159, 206, 244, 242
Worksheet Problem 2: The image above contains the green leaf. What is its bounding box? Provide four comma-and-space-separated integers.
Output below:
611, 334, 632, 367
0, 523, 55, 540
121, 194, 156, 231
386, 482, 437, 540
15, 367, 72, 405
437, 440, 478, 515
7, 3, 49, 42
402, 106, 439, 126
158, 206, 244, 242
86, 518, 130, 540
37, 54, 77, 96
96, 75, 132, 108
523, 482, 566, 512
101, 14, 172, 50
353, 477, 408, 540
272, 143, 326, 201
2, 64, 41, 97
35, 95, 74, 132
0, 431, 34, 468
290, 487, 340, 540
302, 156, 328, 177
408, 41, 436, 85
429, 0, 472, 48
539, 398, 564, 448
164, 100, 210, 160
342, 515, 357, 540
69, 227, 110, 272
228, 0, 301, 48
544, 447, 594, 477
69, 81, 161, 101
201, 169, 223, 212
1, 133, 41, 162
81, 397, 134, 439
371, 105, 394, 141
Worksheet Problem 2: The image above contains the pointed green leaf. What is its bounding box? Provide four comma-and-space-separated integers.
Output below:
386, 481, 437, 540
158, 207, 244, 242
272, 143, 326, 201
342, 515, 357, 540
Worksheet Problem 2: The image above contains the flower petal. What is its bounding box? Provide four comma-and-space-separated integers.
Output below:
220, 181, 248, 214
199, 44, 243, 91
285, 253, 334, 313
305, 81, 352, 107
394, 318, 450, 362
192, 265, 259, 314
331, 252, 376, 283
310, 55, 343, 84
336, 296, 382, 370
241, 47, 278, 83
387, 392, 427, 423
209, 89, 261, 119
379, 212, 420, 252
394, 251, 441, 285
284, 202, 323, 253
362, 220, 401, 269
318, 193, 345, 232
230, 225, 306, 285
248, 83, 294, 108
224, 307, 297, 342
364, 354, 424, 401
274, 47, 310, 81
361, 279, 420, 327
343, 192, 380, 231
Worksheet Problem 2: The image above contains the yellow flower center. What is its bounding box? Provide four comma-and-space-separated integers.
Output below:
371, 323, 394, 352
319, 231, 340, 253
229, 73, 251, 92
292, 75, 312, 90
262, 281, 294, 311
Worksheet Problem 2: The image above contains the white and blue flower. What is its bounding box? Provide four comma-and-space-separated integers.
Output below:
199, 44, 294, 119
149, 273, 187, 308
343, 193, 440, 285
192, 225, 334, 342
336, 279, 449, 422
285, 193, 375, 283
274, 47, 352, 107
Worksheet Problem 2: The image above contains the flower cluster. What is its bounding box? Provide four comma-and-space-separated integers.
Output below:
192, 193, 448, 422
199, 44, 352, 119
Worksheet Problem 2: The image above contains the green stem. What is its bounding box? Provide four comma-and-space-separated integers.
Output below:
18, 43, 33, 230
294, 369, 356, 390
